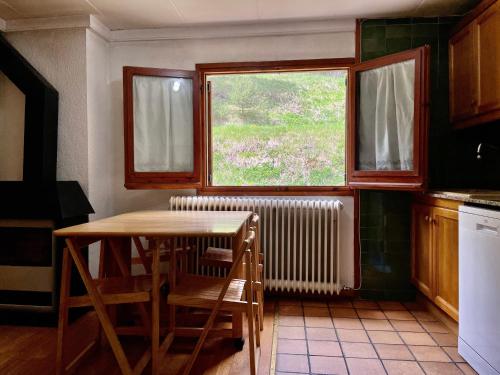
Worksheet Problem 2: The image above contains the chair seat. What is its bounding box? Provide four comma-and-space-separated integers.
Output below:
144, 245, 194, 257
97, 274, 167, 294
199, 247, 233, 268
67, 274, 167, 308
167, 274, 247, 311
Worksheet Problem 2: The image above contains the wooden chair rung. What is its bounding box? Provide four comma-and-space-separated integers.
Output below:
199, 247, 233, 268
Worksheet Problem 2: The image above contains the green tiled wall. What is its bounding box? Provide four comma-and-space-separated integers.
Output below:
359, 17, 459, 300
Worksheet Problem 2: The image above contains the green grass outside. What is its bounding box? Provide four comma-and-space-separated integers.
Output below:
209, 71, 347, 186
212, 121, 345, 186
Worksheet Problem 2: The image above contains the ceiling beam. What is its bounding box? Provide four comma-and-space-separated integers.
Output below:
1, 14, 354, 42
110, 18, 356, 42
5, 14, 91, 32
3, 14, 111, 40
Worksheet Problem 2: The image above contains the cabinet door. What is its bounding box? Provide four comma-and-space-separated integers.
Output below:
432, 207, 459, 321
476, 1, 500, 114
449, 24, 477, 122
411, 203, 433, 298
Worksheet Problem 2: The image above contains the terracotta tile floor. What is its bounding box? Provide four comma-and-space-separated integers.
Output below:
275, 298, 478, 375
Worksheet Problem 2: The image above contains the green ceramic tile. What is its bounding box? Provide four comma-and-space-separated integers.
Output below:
386, 38, 412, 54
358, 17, 455, 297
362, 38, 387, 53
362, 19, 387, 26
411, 23, 439, 37
412, 17, 439, 24
438, 16, 461, 25
386, 25, 411, 38
360, 290, 386, 300
361, 25, 386, 40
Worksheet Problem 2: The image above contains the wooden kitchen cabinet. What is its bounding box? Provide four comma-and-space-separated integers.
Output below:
476, 1, 500, 115
449, 0, 500, 128
449, 25, 477, 122
411, 197, 460, 321
432, 207, 459, 320
411, 204, 433, 298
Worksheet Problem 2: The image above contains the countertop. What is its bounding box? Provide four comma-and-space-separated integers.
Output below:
426, 189, 500, 208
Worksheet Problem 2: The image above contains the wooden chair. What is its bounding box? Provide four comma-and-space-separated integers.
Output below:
168, 230, 260, 375
132, 237, 195, 274
56, 237, 168, 375
199, 214, 264, 330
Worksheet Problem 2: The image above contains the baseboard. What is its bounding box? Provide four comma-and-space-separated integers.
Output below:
416, 291, 458, 335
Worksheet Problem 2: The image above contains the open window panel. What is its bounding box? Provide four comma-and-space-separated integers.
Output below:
123, 66, 201, 189
347, 46, 430, 190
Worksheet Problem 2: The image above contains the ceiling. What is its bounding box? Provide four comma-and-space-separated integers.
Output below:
0, 0, 478, 30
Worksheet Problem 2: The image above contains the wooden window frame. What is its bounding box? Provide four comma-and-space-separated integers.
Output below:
347, 46, 430, 191
196, 58, 355, 196
123, 66, 201, 189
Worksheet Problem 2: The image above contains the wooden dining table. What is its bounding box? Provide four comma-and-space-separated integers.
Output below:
53, 210, 252, 375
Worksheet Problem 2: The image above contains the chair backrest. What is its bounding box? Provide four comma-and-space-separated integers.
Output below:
225, 230, 255, 285
249, 213, 260, 255
248, 214, 262, 284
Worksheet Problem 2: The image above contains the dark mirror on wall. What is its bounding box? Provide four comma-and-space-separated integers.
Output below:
0, 34, 58, 184
0, 72, 25, 181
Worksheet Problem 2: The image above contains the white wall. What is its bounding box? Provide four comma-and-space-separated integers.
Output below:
6, 29, 89, 192
4, 26, 355, 278
86, 29, 113, 275
108, 31, 355, 214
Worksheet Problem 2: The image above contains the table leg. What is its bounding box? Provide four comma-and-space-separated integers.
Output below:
56, 247, 72, 375
108, 238, 151, 337
101, 238, 131, 329
66, 238, 133, 375
232, 225, 246, 341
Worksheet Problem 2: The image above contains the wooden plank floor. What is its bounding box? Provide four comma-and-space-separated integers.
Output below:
0, 301, 276, 375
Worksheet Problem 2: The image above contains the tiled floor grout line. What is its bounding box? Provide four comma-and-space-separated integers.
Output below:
301, 300, 314, 375
328, 300, 351, 375
364, 304, 389, 375
276, 298, 470, 375
386, 307, 428, 374
271, 302, 280, 375
376, 304, 464, 374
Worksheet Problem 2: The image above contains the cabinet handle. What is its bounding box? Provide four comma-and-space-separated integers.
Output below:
425, 215, 430, 222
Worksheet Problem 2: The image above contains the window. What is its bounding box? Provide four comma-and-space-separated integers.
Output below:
122, 51, 429, 192
123, 67, 201, 189
347, 46, 430, 190
198, 59, 354, 193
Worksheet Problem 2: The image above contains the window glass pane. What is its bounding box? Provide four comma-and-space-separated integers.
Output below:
210, 70, 347, 186
356, 59, 415, 171
133, 75, 193, 172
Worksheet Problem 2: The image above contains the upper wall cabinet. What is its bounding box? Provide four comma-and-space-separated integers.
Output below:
347, 46, 430, 190
450, 0, 500, 128
123, 67, 201, 189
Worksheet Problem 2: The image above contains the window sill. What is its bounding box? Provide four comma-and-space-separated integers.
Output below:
197, 186, 353, 196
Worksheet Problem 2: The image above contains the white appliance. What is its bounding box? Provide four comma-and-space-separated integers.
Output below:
459, 205, 500, 375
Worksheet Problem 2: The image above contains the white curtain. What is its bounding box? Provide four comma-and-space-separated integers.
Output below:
358, 60, 415, 171
133, 76, 193, 172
